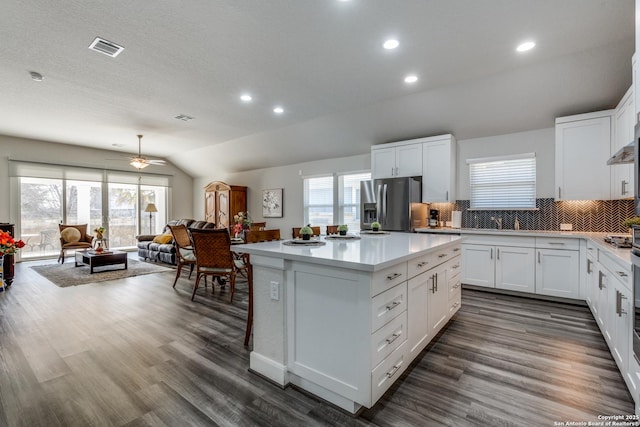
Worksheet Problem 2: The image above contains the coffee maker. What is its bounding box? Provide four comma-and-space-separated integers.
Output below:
428, 209, 440, 227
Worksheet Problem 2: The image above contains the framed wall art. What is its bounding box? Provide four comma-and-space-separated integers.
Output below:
262, 188, 283, 217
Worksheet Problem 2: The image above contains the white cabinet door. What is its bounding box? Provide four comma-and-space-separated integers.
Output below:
461, 244, 495, 288
555, 114, 612, 200
535, 249, 580, 299
612, 89, 634, 199
422, 138, 455, 202
495, 246, 535, 293
407, 272, 430, 358
372, 146, 396, 179
396, 144, 423, 177
428, 265, 449, 336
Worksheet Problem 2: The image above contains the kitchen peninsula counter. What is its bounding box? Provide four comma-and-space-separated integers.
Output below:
233, 232, 461, 413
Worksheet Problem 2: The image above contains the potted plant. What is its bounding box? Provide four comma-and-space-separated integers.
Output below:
622, 216, 640, 232
371, 221, 381, 232
300, 225, 313, 240
337, 224, 348, 236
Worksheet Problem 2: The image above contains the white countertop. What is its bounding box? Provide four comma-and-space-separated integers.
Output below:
233, 232, 461, 272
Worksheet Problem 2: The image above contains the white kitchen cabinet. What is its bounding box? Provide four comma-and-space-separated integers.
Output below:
407, 272, 430, 358
461, 241, 534, 292
371, 142, 422, 179
422, 135, 456, 203
612, 86, 635, 199
585, 242, 597, 314
555, 111, 613, 201
535, 248, 580, 299
428, 258, 456, 336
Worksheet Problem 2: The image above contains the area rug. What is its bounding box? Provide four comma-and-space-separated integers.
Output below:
31, 259, 173, 287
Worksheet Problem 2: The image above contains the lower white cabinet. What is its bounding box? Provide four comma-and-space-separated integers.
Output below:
461, 241, 535, 292
535, 248, 580, 299
428, 259, 453, 336
461, 244, 494, 287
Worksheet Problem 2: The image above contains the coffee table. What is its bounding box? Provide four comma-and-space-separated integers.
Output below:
75, 250, 128, 274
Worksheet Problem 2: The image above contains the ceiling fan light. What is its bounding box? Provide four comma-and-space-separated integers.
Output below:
130, 159, 149, 169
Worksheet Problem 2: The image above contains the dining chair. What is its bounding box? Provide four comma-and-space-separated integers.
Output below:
292, 226, 321, 239
168, 224, 196, 288
244, 229, 281, 243
190, 229, 250, 305
326, 225, 339, 235
249, 222, 267, 231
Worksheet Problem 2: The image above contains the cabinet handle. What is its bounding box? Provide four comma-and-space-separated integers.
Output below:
417, 261, 428, 268
623, 180, 628, 195
620, 292, 628, 316
438, 253, 447, 258
435, 274, 438, 292
446, 190, 449, 201
558, 187, 561, 199
452, 302, 460, 309
616, 271, 628, 278
616, 290, 622, 316
386, 364, 400, 378
386, 333, 401, 345
497, 248, 500, 260
537, 251, 540, 263
547, 242, 565, 245
587, 259, 592, 274
386, 273, 402, 281
453, 283, 460, 289
430, 274, 436, 294
598, 270, 606, 290
385, 300, 401, 311
453, 247, 460, 252
490, 248, 493, 260
452, 264, 460, 269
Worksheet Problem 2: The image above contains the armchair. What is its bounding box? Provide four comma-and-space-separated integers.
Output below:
58, 224, 93, 263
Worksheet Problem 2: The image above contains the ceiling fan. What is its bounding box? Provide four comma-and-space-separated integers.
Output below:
129, 134, 166, 169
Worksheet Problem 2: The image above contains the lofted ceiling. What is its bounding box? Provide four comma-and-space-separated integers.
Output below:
0, 0, 634, 178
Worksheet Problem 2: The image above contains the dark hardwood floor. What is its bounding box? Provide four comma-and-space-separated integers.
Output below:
0, 255, 634, 426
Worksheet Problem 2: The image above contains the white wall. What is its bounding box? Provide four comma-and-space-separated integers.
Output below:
0, 134, 194, 226
194, 153, 371, 235
457, 127, 556, 199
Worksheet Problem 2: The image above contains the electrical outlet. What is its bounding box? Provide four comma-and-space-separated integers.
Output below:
270, 281, 279, 301
560, 223, 573, 231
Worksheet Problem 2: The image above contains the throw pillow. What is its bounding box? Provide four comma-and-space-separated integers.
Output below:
61, 227, 81, 243
153, 233, 173, 244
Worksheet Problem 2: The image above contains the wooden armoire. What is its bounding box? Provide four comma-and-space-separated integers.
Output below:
204, 181, 247, 231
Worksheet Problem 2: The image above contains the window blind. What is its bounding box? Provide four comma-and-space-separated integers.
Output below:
468, 153, 536, 210
303, 175, 334, 225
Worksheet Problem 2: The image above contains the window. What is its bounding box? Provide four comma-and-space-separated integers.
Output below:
11, 160, 171, 258
303, 172, 371, 230
468, 153, 536, 210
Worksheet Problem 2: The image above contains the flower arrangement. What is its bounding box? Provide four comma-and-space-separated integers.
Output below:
0, 230, 25, 255
233, 212, 251, 236
622, 217, 640, 230
94, 226, 106, 239
337, 224, 348, 235
371, 221, 381, 232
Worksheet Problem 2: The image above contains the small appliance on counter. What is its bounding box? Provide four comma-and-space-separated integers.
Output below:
428, 209, 440, 228
451, 211, 462, 229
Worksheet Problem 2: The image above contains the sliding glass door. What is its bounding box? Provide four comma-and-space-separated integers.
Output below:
20, 177, 63, 258
108, 183, 138, 248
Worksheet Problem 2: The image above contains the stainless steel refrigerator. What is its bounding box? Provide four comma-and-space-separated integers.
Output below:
363, 176, 423, 232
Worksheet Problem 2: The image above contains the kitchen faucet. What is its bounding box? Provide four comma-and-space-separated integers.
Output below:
491, 216, 503, 230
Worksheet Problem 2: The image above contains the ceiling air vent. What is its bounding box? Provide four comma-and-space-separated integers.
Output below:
88, 37, 124, 58
175, 114, 195, 122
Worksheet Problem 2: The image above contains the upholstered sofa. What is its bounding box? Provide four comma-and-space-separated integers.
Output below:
136, 219, 216, 265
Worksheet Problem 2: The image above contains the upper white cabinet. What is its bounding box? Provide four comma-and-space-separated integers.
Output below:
555, 111, 613, 201
422, 135, 457, 203
371, 141, 422, 179
371, 134, 456, 200
611, 86, 635, 199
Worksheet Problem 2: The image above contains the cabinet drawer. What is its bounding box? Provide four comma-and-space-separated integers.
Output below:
371, 282, 407, 333
598, 249, 631, 290
371, 341, 408, 403
449, 296, 461, 317
407, 253, 433, 279
372, 262, 408, 297
444, 255, 461, 279
371, 311, 407, 369
431, 245, 461, 267
448, 274, 462, 301
535, 237, 580, 250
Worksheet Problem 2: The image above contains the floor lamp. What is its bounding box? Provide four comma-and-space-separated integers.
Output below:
144, 203, 158, 234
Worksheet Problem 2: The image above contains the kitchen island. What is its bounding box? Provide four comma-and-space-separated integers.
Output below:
233, 232, 462, 413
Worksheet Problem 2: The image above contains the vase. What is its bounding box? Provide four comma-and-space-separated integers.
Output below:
96, 232, 103, 239
0, 255, 4, 292
302, 234, 311, 240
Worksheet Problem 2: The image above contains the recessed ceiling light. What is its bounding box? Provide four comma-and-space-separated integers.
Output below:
516, 41, 536, 52
112, 143, 125, 148
383, 39, 399, 50
273, 106, 284, 114
29, 71, 43, 82
240, 94, 252, 102
404, 75, 418, 84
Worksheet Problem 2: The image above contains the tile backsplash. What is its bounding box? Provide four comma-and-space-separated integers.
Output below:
427, 199, 635, 233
